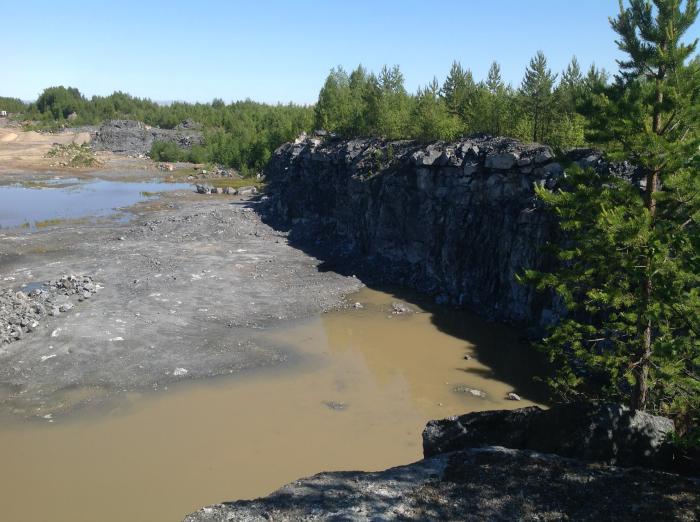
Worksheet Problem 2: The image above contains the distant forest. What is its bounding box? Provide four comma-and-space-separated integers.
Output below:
1, 52, 698, 174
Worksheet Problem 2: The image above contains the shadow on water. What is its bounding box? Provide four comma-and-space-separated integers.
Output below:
254, 200, 550, 405
358, 284, 550, 404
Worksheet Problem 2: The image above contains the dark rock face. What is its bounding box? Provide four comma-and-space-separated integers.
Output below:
423, 403, 678, 470
91, 119, 202, 155
263, 135, 636, 324
185, 446, 700, 522
263, 136, 560, 323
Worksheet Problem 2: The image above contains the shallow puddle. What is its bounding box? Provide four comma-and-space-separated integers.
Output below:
0, 287, 544, 522
0, 179, 192, 229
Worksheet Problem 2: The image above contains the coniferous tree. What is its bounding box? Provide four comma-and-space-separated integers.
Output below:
375, 65, 412, 138
315, 67, 352, 134
347, 65, 372, 135
550, 56, 587, 148
558, 56, 584, 112
520, 51, 558, 142
486, 61, 503, 93
483, 61, 508, 135
522, 0, 699, 433
412, 78, 461, 142
441, 61, 478, 131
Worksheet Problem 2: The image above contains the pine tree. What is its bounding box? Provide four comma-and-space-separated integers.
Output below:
375, 65, 411, 139
522, 0, 699, 430
412, 77, 461, 142
486, 61, 503, 93
558, 56, 584, 113
483, 61, 508, 135
314, 67, 352, 134
441, 61, 478, 131
520, 51, 557, 142
347, 65, 372, 136
550, 56, 586, 148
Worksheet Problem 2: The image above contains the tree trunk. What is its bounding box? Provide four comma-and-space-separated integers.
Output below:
632, 77, 663, 411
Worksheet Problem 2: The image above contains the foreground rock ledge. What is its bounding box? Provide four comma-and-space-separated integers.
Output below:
185, 405, 699, 521
185, 446, 699, 521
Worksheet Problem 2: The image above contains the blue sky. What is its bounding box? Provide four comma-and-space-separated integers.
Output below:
2, 0, 698, 104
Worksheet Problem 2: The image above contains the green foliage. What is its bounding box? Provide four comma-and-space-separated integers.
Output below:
35, 86, 85, 119
187, 145, 208, 164
0, 96, 27, 113
19, 89, 313, 174
313, 55, 596, 148
520, 51, 558, 143
411, 78, 461, 142
16, 53, 616, 171
150, 141, 185, 162
441, 61, 478, 129
522, 0, 699, 436
478, 61, 509, 136
45, 143, 103, 168
373, 65, 412, 139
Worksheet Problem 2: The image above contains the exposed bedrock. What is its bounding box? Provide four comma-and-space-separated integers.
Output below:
262, 135, 639, 324
422, 402, 698, 473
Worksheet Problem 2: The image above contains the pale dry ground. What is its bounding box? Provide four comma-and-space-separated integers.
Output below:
0, 119, 156, 180
0, 123, 90, 172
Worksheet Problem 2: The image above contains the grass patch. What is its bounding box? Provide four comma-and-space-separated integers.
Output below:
45, 143, 103, 168
33, 217, 89, 229
18, 180, 55, 189
35, 218, 66, 228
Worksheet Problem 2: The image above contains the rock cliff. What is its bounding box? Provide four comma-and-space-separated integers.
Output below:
262, 135, 635, 324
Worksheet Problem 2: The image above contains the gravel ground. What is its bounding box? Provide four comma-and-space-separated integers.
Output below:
0, 191, 362, 418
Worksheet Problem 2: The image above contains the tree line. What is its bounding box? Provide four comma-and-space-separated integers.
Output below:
314, 54, 607, 149
3, 49, 608, 171
3, 88, 313, 174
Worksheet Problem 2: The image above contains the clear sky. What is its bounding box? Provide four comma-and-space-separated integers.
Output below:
2, 0, 698, 105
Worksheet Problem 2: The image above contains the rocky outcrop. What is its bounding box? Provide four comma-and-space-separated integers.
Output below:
262, 135, 636, 323
423, 403, 680, 470
185, 404, 699, 521
0, 275, 99, 345
91, 119, 202, 155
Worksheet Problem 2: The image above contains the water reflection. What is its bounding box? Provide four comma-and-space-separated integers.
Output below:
0, 287, 544, 522
0, 179, 192, 229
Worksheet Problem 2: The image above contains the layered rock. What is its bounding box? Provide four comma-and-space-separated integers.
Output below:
262, 135, 636, 323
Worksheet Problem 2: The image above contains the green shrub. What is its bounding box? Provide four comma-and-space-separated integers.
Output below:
150, 141, 184, 162
187, 145, 208, 164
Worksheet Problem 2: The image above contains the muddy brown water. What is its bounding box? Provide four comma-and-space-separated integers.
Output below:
0, 287, 544, 522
